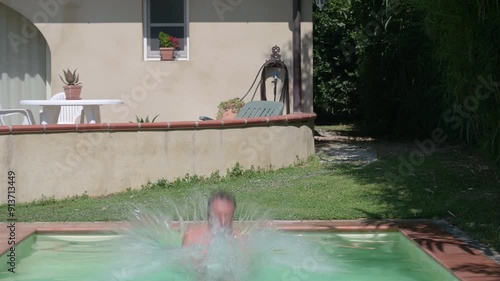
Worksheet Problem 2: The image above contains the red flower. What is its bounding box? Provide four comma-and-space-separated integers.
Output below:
169, 36, 180, 50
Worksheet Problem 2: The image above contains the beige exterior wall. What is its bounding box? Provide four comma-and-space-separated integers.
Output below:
0, 122, 315, 204
0, 0, 313, 123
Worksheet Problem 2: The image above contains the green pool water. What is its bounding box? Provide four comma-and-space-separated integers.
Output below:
0, 231, 460, 281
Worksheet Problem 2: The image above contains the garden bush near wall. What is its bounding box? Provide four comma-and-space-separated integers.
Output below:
313, 0, 499, 161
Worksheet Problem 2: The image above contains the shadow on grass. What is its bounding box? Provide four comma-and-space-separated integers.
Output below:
351, 208, 383, 220
315, 122, 386, 139
323, 148, 500, 252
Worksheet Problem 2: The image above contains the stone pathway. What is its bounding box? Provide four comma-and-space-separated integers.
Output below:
314, 129, 378, 165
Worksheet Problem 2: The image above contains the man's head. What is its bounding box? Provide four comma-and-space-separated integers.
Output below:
207, 191, 236, 229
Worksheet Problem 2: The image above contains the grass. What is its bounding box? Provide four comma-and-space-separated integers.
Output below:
4, 145, 499, 252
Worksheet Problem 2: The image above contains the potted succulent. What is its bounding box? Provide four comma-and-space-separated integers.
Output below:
216, 98, 245, 120
159, 32, 179, 61
131, 114, 159, 123
59, 69, 82, 100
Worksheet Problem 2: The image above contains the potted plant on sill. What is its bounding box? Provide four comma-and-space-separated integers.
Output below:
59, 69, 82, 100
159, 32, 179, 61
216, 98, 245, 120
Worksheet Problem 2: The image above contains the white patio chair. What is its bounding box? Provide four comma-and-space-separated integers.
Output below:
0, 105, 36, 125
44, 92, 84, 124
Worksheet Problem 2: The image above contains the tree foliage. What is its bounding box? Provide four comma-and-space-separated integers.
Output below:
313, 0, 360, 123
313, 0, 500, 160
411, 0, 500, 160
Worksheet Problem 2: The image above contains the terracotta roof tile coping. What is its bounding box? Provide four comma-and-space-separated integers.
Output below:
0, 113, 317, 135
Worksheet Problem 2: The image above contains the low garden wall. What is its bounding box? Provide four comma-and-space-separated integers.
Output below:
0, 113, 316, 204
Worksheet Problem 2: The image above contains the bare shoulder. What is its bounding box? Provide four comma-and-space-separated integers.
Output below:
182, 224, 209, 247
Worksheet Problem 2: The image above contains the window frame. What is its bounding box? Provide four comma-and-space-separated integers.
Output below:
143, 0, 190, 61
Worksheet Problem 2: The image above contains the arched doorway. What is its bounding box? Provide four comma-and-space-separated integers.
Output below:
0, 3, 50, 124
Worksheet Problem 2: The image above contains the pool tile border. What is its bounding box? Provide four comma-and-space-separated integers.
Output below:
1, 220, 498, 280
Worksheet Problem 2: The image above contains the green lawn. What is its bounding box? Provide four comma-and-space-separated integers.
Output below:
3, 146, 499, 252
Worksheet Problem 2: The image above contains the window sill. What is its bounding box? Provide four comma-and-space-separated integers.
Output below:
145, 57, 189, 62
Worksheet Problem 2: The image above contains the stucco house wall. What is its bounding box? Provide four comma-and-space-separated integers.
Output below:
0, 0, 313, 123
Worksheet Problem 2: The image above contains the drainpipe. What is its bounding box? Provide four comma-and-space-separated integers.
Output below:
292, 0, 302, 113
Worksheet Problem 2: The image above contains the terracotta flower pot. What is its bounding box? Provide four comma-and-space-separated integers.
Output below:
160, 47, 175, 61
222, 110, 237, 119
63, 85, 83, 100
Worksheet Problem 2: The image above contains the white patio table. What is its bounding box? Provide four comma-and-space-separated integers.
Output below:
19, 99, 124, 124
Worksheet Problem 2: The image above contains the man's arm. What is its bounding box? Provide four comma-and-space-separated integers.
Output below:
182, 225, 196, 247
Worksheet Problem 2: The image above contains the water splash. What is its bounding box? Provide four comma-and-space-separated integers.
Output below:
87, 195, 336, 281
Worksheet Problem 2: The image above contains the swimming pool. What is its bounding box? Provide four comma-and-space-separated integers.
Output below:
0, 231, 460, 281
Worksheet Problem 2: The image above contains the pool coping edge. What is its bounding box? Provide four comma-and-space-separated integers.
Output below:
1, 220, 499, 280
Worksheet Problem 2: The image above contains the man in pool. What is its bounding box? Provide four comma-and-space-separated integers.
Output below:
182, 191, 249, 281
182, 190, 238, 248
